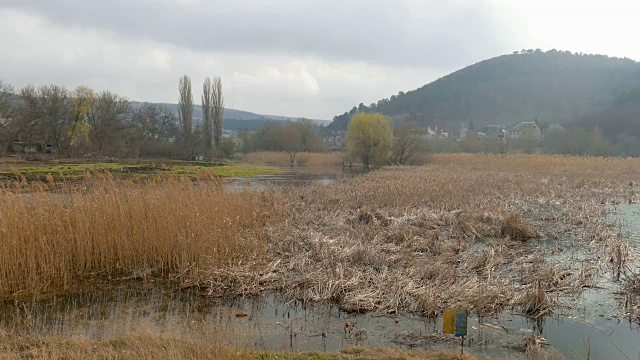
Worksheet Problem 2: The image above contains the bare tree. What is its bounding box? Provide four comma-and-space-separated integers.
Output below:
31, 84, 70, 149
130, 103, 179, 158
390, 122, 430, 165
12, 86, 41, 144
212, 76, 224, 148
89, 91, 131, 156
0, 81, 16, 152
178, 75, 193, 158
281, 123, 303, 164
0, 81, 15, 126
201, 77, 214, 153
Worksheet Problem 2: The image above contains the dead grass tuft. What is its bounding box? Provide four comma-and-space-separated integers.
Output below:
513, 280, 553, 317
500, 213, 538, 240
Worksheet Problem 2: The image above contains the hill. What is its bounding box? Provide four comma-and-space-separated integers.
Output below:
577, 88, 640, 138
130, 101, 330, 129
328, 50, 640, 132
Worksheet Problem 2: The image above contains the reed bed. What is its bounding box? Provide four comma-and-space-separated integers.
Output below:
245, 151, 344, 166
1, 153, 638, 319
205, 154, 638, 318
0, 172, 280, 299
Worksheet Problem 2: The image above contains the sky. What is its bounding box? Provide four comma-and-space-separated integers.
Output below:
1, 0, 638, 119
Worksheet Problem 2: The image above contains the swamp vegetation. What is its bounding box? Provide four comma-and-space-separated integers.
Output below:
1, 154, 640, 358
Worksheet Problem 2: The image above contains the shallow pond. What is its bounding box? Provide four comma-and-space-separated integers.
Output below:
226, 166, 362, 190
2, 284, 639, 359
3, 189, 640, 358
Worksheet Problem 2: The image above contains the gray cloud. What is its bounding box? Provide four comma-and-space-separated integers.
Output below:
2, 0, 637, 119
0, 1, 536, 118
2, 0, 517, 69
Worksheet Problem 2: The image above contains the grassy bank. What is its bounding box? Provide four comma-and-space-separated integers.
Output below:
0, 159, 282, 183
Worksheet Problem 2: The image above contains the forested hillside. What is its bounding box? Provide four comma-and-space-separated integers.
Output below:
576, 88, 640, 138
329, 50, 640, 132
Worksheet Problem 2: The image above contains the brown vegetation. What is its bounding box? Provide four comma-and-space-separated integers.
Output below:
0, 332, 473, 360
204, 154, 638, 317
500, 214, 538, 241
1, 153, 637, 317
0, 173, 279, 299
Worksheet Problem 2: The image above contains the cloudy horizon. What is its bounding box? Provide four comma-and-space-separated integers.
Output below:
1, 0, 638, 119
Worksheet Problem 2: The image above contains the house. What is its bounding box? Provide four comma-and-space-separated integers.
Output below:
476, 125, 504, 140
425, 126, 449, 139
222, 129, 238, 137
459, 120, 477, 140
509, 122, 541, 141
438, 127, 449, 138
483, 125, 504, 137
324, 130, 345, 150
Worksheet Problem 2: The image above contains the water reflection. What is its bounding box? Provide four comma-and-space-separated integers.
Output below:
5, 283, 640, 359
226, 166, 363, 190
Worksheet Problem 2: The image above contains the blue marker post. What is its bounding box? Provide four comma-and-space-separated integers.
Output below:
454, 309, 468, 358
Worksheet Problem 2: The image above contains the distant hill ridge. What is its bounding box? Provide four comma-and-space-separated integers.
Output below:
328, 50, 640, 133
129, 101, 331, 129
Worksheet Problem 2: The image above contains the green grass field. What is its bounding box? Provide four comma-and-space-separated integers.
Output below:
0, 159, 282, 183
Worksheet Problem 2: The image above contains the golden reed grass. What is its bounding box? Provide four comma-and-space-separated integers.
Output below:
1, 153, 637, 314
0, 171, 280, 299
0, 332, 473, 360
245, 151, 343, 166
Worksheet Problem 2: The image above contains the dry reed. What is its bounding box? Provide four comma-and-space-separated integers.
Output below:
0, 331, 474, 359
203, 154, 638, 318
1, 153, 637, 320
0, 172, 280, 299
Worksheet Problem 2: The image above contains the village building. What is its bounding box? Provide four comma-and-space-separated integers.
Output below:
508, 121, 542, 140
427, 126, 449, 139
323, 130, 345, 150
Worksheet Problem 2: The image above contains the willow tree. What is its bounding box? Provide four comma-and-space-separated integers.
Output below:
201, 77, 214, 153
212, 76, 224, 147
65, 86, 95, 156
178, 75, 193, 157
346, 112, 392, 170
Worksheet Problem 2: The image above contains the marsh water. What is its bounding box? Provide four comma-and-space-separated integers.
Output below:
2, 281, 639, 359
225, 165, 362, 190
3, 165, 640, 359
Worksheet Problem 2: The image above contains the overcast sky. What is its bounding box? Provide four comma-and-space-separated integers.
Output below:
1, 0, 638, 119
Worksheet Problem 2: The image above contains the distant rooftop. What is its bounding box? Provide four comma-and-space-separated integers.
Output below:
511, 122, 537, 131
